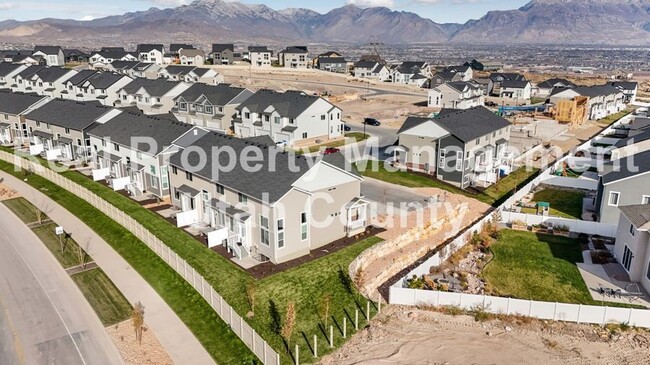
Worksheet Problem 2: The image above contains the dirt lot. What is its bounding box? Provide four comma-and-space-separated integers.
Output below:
320, 306, 650, 365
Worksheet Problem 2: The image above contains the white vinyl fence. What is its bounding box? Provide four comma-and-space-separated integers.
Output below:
0, 151, 279, 365
500, 211, 618, 237
390, 286, 650, 329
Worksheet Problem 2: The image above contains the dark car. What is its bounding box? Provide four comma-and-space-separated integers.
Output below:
323, 147, 340, 155
343, 124, 351, 132
363, 118, 381, 126
485, 101, 498, 107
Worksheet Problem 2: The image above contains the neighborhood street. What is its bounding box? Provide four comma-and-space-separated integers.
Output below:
0, 204, 124, 365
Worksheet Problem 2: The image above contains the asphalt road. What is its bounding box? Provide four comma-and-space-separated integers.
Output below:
0, 204, 124, 365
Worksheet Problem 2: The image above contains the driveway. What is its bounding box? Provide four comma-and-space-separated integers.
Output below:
0, 204, 124, 365
361, 177, 430, 215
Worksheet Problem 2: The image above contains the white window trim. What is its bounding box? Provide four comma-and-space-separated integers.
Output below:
642, 195, 650, 204
608, 191, 620, 206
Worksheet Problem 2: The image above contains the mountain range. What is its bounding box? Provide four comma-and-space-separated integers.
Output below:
1, 0, 650, 46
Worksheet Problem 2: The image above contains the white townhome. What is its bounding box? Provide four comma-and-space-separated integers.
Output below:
77, 72, 134, 106
32, 45, 65, 66
116, 78, 190, 114
0, 63, 27, 89
428, 81, 485, 109
26, 67, 77, 98
233, 89, 344, 147
614, 205, 650, 294
60, 70, 99, 101
137, 44, 166, 65
279, 46, 309, 69
248, 46, 273, 68
9, 65, 47, 93
0, 91, 49, 145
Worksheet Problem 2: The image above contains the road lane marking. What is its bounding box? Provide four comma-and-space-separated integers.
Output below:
0, 227, 88, 365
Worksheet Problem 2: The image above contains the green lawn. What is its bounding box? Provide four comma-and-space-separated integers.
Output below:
530, 97, 547, 104
598, 108, 633, 126
530, 188, 584, 219
355, 160, 539, 206
72, 268, 132, 326
33, 223, 90, 269
3, 197, 42, 223
483, 230, 638, 308
0, 152, 384, 364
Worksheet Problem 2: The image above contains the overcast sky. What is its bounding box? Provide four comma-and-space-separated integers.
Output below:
0, 0, 530, 23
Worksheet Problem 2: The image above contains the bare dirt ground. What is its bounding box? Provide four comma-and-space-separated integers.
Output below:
341, 95, 432, 127
320, 306, 650, 365
107, 320, 173, 365
0, 182, 19, 201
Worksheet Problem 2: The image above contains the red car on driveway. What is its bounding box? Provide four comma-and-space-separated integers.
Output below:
323, 147, 340, 155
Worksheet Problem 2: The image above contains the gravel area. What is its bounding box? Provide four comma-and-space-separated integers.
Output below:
107, 320, 173, 365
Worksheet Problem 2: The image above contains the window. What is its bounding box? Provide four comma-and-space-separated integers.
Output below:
101, 139, 106, 147
36, 121, 40, 128
277, 219, 285, 248
244, 112, 250, 119
274, 117, 280, 124
630, 224, 636, 237
643, 195, 650, 204
3, 114, 7, 120
161, 166, 169, 190
475, 138, 480, 145
179, 102, 187, 111
300, 212, 308, 241
439, 148, 446, 167
260, 216, 270, 246
238, 193, 248, 204
46, 123, 51, 130
172, 166, 177, 175
264, 115, 270, 122
646, 260, 650, 281
150, 173, 158, 188
174, 188, 180, 200
113, 143, 120, 152
608, 191, 620, 206
185, 171, 193, 181
205, 105, 213, 114
216, 183, 224, 195
65, 128, 70, 135
289, 118, 295, 124
455, 151, 463, 171
136, 151, 142, 159
622, 245, 633, 272
302, 132, 308, 139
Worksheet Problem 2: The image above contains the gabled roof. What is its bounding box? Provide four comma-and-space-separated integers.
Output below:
613, 128, 650, 148
170, 44, 194, 53
489, 73, 526, 82
168, 132, 354, 203
354, 60, 377, 69
441, 65, 471, 73
444, 81, 479, 93
190, 68, 210, 77
0, 63, 23, 77
0, 90, 46, 115
162, 65, 196, 76
63, 70, 98, 86
282, 46, 308, 54
395, 61, 427, 74
397, 116, 432, 135
176, 83, 250, 106
235, 89, 326, 118
619, 205, 650, 231
120, 78, 179, 97
180, 49, 204, 58
64, 49, 89, 57
434, 106, 511, 143
16, 65, 47, 79
537, 78, 575, 89
602, 149, 650, 185
434, 70, 462, 82
32, 67, 72, 83
88, 111, 192, 155
211, 44, 234, 53
248, 46, 270, 53
33, 45, 62, 55
501, 80, 530, 89
573, 85, 622, 98
24, 99, 112, 130
608, 81, 638, 90
100, 47, 125, 52
137, 44, 164, 53
318, 57, 346, 64
110, 60, 140, 70
83, 72, 128, 89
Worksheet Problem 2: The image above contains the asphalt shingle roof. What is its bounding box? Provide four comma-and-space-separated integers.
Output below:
176, 83, 250, 106
33, 45, 62, 55
170, 44, 194, 53
83, 72, 128, 89
0, 91, 46, 114
572, 85, 622, 98
110, 60, 140, 70
235, 89, 323, 118
619, 205, 650, 230
87, 111, 192, 155
537, 78, 576, 89
25, 99, 111, 130
17, 65, 47, 79
211, 44, 234, 53
608, 81, 638, 90
64, 70, 98, 86
0, 63, 22, 77
501, 80, 530, 89
121, 78, 178, 97
33, 67, 71, 83
137, 44, 164, 53
602, 149, 650, 185
162, 65, 196, 76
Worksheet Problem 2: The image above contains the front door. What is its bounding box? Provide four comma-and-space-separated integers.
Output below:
622, 246, 633, 272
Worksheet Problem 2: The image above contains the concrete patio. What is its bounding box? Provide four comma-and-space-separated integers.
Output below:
578, 262, 650, 308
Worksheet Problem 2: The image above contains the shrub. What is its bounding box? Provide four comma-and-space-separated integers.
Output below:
441, 305, 463, 316
407, 275, 425, 289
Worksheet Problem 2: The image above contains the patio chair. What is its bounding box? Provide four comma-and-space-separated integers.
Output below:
625, 283, 644, 303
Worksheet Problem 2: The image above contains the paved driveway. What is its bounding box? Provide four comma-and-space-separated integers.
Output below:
0, 204, 124, 365
361, 177, 430, 215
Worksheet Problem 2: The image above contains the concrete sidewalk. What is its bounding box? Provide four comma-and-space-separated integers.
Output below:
0, 170, 215, 365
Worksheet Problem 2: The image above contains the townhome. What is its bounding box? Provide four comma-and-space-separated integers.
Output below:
0, 91, 49, 145
23, 99, 120, 161
167, 132, 368, 264
316, 57, 348, 73
428, 82, 485, 109
551, 85, 625, 121
353, 60, 378, 78
173, 83, 253, 132
430, 70, 463, 88
311, 51, 343, 68
89, 49, 138, 66
535, 78, 575, 97
10, 65, 47, 93
499, 79, 532, 101
395, 106, 512, 188
106, 60, 140, 75
209, 44, 235, 65
63, 49, 89, 63
437, 65, 473, 83
608, 81, 638, 104
129, 62, 161, 79
180, 49, 205, 66
12, 54, 44, 66
137, 44, 165, 65
26, 67, 77, 98
32, 45, 65, 66
234, 89, 344, 147
391, 61, 431, 87
1, 50, 33, 63
614, 205, 650, 294
610, 128, 650, 160
77, 72, 133, 106
60, 70, 99, 101
116, 78, 190, 114
0, 63, 26, 89
465, 59, 504, 72
88, 111, 201, 197
182, 67, 223, 85
595, 150, 650, 225
169, 44, 194, 56
278, 46, 309, 69
248, 46, 273, 68
487, 73, 526, 96
158, 65, 197, 82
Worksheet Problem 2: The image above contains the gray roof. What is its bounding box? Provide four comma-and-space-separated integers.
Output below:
235, 89, 323, 118
537, 78, 576, 89
434, 70, 462, 82
137, 44, 164, 53
83, 72, 127, 89
33, 67, 71, 83
501, 80, 530, 89
64, 70, 98, 86
25, 99, 111, 131
608, 81, 638, 90
602, 149, 650, 185
17, 65, 47, 79
92, 50, 134, 60
121, 78, 178, 97
282, 46, 308, 54
572, 85, 622, 98
445, 81, 479, 92
489, 73, 526, 82
110, 60, 140, 70
211, 44, 234, 53
398, 106, 511, 143
0, 63, 22, 77
33, 45, 62, 55
168, 132, 355, 203
32, 130, 53, 139
318, 57, 347, 65
191, 68, 210, 77
170, 44, 194, 53
354, 60, 377, 69
441, 65, 471, 73
0, 91, 46, 115
176, 83, 250, 106
162, 65, 196, 76
243, 135, 276, 146
248, 46, 270, 53
613, 129, 650, 148
177, 184, 200, 197
619, 205, 650, 230
87, 111, 192, 155
395, 61, 427, 74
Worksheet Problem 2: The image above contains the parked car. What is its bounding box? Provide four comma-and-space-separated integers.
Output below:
343, 124, 351, 132
363, 118, 381, 126
323, 147, 340, 155
485, 101, 498, 107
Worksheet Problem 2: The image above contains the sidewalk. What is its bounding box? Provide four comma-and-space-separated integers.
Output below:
0, 170, 215, 365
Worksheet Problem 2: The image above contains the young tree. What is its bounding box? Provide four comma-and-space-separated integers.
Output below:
245, 280, 256, 317
319, 293, 331, 327
280, 301, 296, 348
132, 302, 145, 346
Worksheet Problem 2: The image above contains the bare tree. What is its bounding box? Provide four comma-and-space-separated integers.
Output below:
78, 238, 90, 269
245, 280, 256, 317
132, 302, 145, 346
281, 301, 296, 348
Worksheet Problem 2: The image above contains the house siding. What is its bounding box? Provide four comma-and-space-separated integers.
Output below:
598, 175, 650, 225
